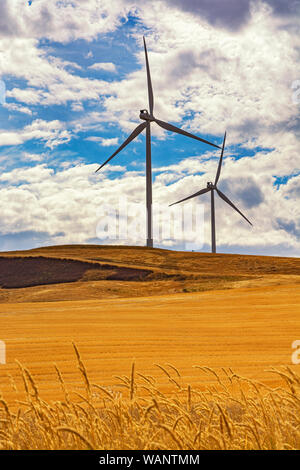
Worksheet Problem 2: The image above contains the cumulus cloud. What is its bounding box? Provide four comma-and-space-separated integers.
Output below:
22, 152, 46, 162
283, 175, 300, 199
2, 1, 297, 145
0, 0, 130, 42
160, 0, 300, 30
0, 120, 72, 148
0, 164, 54, 184
86, 0, 298, 157
0, 0, 298, 255
219, 177, 265, 209
3, 102, 32, 115
276, 218, 300, 239
163, 0, 253, 30
1, 38, 112, 106
89, 62, 117, 73
0, 152, 299, 254
86, 136, 119, 146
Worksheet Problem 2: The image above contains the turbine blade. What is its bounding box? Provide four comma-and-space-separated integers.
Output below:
95, 122, 147, 172
155, 118, 221, 149
169, 187, 211, 206
216, 189, 252, 226
215, 131, 226, 186
143, 37, 154, 115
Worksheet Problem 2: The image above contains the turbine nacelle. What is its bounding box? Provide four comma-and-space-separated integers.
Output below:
139, 109, 154, 121
207, 182, 215, 189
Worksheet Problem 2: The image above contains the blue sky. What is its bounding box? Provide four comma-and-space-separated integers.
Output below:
0, 0, 299, 255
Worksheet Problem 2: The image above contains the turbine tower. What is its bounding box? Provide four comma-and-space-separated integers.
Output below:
170, 132, 252, 253
95, 37, 220, 248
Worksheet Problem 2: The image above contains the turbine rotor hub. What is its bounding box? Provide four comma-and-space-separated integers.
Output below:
139, 109, 154, 121
207, 181, 214, 188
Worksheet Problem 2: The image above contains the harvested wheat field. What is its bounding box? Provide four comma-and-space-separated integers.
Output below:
0, 245, 299, 449
2, 354, 300, 450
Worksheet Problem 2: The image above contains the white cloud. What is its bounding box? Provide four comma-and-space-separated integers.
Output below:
0, 0, 299, 254
0, 2, 129, 110
3, 102, 32, 115
0, 0, 130, 43
6, 86, 43, 105
89, 62, 117, 73
0, 119, 72, 148
97, 1, 299, 146
71, 102, 84, 112
0, 164, 54, 184
100, 137, 119, 146
0, 0, 299, 140
86, 136, 119, 146
22, 152, 46, 162
1, 38, 112, 107
0, 152, 299, 254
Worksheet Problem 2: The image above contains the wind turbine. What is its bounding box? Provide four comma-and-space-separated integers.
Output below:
170, 132, 252, 253
95, 37, 220, 248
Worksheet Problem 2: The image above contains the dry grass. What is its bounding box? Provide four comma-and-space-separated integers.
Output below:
0, 246, 299, 449
0, 345, 300, 450
1, 283, 299, 405
0, 245, 299, 302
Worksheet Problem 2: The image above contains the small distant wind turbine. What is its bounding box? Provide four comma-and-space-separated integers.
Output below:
170, 132, 252, 253
95, 37, 220, 248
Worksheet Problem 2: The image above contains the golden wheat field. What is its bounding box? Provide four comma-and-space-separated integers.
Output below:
0, 245, 299, 450
1, 349, 300, 450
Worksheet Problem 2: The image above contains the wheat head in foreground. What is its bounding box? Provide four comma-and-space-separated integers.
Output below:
0, 345, 299, 450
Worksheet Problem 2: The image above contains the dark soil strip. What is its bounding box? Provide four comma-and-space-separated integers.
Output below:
0, 256, 153, 288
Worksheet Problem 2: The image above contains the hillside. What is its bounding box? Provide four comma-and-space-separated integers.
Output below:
0, 245, 299, 406
0, 244, 299, 303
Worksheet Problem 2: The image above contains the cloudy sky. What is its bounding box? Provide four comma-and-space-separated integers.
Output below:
0, 0, 299, 255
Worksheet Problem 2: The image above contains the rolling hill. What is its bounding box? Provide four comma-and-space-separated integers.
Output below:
0, 244, 299, 303
0, 244, 299, 406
